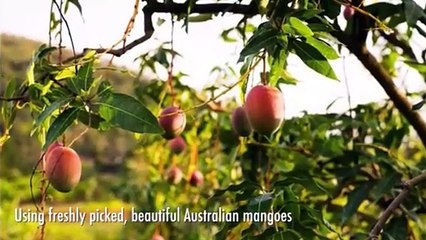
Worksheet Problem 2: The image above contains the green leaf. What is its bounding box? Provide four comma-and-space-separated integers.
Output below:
26, 45, 57, 85
247, 193, 273, 213
64, 61, 94, 93
267, 41, 297, 86
77, 110, 106, 130
308, 23, 334, 32
366, 3, 401, 21
76, 61, 94, 91
273, 176, 332, 197
26, 61, 35, 85
382, 217, 408, 240
82, 50, 97, 60
1, 79, 18, 128
55, 66, 76, 80
65, 0, 83, 16
405, 60, 426, 74
412, 100, 425, 110
288, 17, 313, 37
246, 227, 283, 239
221, 28, 238, 42
34, 98, 71, 130
291, 9, 324, 20
5, 79, 17, 99
290, 39, 338, 80
272, 229, 303, 240
96, 81, 113, 98
210, 181, 260, 199
34, 45, 57, 60
94, 93, 162, 134
404, 0, 426, 27
371, 172, 401, 202
215, 205, 246, 240
305, 37, 339, 60
44, 107, 79, 150
269, 47, 288, 87
188, 13, 213, 22
278, 70, 298, 85
283, 187, 300, 221
153, 49, 169, 69
321, 0, 341, 19
239, 23, 278, 61
341, 183, 369, 224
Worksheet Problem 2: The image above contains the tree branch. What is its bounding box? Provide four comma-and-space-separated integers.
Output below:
65, 4, 154, 62
332, 30, 426, 147
379, 30, 417, 61
0, 96, 27, 102
143, 1, 257, 15
368, 171, 426, 239
64, 1, 256, 62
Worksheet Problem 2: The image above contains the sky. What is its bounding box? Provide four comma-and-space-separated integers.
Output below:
0, 0, 425, 118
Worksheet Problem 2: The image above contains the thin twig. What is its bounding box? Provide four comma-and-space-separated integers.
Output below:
122, 0, 140, 48
48, 1, 54, 61
109, 0, 141, 65
68, 103, 90, 147
168, 15, 176, 106
58, 0, 64, 64
30, 155, 45, 212
39, 174, 48, 240
333, 0, 392, 33
182, 55, 263, 114
0, 96, 27, 102
342, 55, 353, 119
52, 0, 77, 67
368, 171, 426, 239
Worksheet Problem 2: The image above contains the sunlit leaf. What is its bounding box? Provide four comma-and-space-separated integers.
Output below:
305, 36, 339, 60
94, 93, 162, 134
44, 107, 79, 150
76, 61, 94, 91
239, 22, 278, 61
55, 66, 76, 80
26, 61, 35, 85
290, 39, 338, 80
288, 17, 313, 37
34, 98, 71, 130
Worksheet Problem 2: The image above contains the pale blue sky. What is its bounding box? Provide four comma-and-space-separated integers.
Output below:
1, 0, 425, 117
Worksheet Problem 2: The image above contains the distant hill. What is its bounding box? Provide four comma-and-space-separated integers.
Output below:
0, 34, 139, 93
1, 34, 42, 91
0, 34, 139, 176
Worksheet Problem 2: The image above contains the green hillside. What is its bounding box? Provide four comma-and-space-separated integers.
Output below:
0, 34, 138, 176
